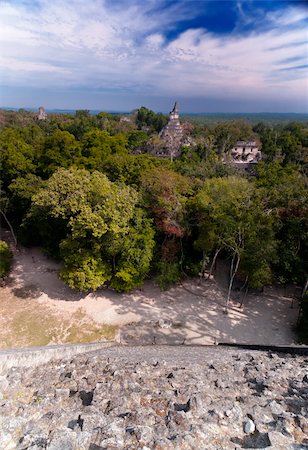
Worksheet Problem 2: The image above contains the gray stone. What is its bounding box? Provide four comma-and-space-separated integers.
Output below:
252, 405, 273, 426
0, 347, 307, 450
225, 404, 243, 421
48, 435, 75, 450
268, 400, 284, 415
157, 319, 173, 329
55, 388, 70, 399
0, 433, 18, 450
244, 418, 256, 434
0, 375, 9, 393
268, 430, 294, 448
297, 416, 308, 433
241, 431, 271, 448
215, 378, 230, 389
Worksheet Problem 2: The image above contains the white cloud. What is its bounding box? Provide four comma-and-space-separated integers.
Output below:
0, 0, 307, 109
267, 5, 308, 27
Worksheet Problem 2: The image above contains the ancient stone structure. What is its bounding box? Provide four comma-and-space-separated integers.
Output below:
230, 141, 261, 164
145, 102, 193, 160
37, 106, 47, 121
159, 102, 183, 159
155, 102, 184, 160
0, 345, 307, 449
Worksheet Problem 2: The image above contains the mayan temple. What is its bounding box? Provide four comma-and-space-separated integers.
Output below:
159, 101, 184, 160
37, 106, 47, 120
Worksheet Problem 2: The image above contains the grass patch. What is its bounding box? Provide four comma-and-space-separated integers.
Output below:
10, 309, 59, 347
5, 305, 117, 348
66, 323, 117, 344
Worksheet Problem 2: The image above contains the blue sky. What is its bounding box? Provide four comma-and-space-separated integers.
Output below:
0, 0, 307, 112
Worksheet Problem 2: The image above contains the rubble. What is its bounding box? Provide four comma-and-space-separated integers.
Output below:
0, 346, 307, 449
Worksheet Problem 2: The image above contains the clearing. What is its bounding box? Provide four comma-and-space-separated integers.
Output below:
0, 244, 300, 348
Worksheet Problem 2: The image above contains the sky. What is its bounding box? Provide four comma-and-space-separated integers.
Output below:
0, 0, 307, 113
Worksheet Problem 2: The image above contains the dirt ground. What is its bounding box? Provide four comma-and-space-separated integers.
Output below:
0, 244, 300, 348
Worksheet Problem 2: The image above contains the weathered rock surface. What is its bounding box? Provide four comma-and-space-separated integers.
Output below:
0, 346, 307, 449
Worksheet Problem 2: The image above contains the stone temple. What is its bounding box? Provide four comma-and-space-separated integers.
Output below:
158, 101, 184, 160
37, 106, 47, 120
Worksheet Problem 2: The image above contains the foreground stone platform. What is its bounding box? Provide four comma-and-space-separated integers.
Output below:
0, 346, 307, 449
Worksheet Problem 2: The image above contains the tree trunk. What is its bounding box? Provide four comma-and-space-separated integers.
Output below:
198, 251, 207, 285
207, 247, 221, 280
0, 209, 17, 247
302, 277, 308, 298
240, 275, 248, 292
225, 252, 240, 313
240, 285, 249, 309
239, 276, 249, 308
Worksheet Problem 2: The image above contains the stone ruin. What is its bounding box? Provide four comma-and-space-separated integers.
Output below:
229, 140, 261, 164
148, 102, 189, 160
37, 106, 47, 121
0, 345, 307, 449
158, 101, 183, 158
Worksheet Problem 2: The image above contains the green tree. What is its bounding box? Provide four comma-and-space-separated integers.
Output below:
278, 131, 302, 165
8, 174, 45, 227
0, 187, 18, 247
256, 162, 307, 285
141, 167, 192, 286
100, 154, 166, 187
213, 121, 253, 155
253, 124, 279, 161
193, 177, 276, 310
27, 168, 154, 291
39, 130, 81, 176
127, 130, 149, 152
0, 128, 35, 187
80, 129, 112, 169
59, 238, 112, 291
0, 241, 12, 278
65, 110, 97, 139
108, 209, 155, 292
141, 166, 191, 239
21, 124, 45, 153
135, 107, 167, 132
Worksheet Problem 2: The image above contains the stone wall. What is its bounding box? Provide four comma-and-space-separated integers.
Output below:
0, 342, 115, 375
0, 345, 307, 449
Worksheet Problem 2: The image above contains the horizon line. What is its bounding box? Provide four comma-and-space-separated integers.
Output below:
1, 107, 308, 116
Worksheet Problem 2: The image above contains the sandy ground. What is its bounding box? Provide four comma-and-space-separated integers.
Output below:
0, 244, 300, 347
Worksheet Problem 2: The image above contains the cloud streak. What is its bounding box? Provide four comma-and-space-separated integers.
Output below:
0, 0, 307, 111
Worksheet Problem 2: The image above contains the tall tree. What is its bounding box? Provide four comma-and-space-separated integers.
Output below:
27, 168, 154, 292
256, 162, 308, 285
0, 128, 35, 187
141, 167, 192, 287
39, 130, 81, 176
193, 177, 276, 311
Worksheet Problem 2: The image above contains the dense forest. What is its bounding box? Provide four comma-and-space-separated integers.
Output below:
0, 107, 307, 336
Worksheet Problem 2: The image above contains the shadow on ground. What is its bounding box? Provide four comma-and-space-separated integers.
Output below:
4, 245, 300, 346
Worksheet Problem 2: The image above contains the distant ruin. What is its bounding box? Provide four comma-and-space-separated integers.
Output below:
159, 101, 183, 158
229, 140, 261, 164
37, 106, 47, 120
148, 102, 186, 160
